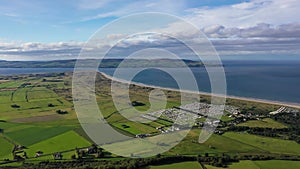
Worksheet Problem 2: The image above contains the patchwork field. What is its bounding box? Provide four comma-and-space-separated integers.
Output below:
0, 72, 300, 168
0, 74, 87, 161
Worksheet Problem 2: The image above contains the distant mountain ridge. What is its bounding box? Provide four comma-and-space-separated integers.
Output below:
0, 59, 207, 68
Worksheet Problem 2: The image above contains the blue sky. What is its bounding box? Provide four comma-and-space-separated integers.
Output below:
0, 0, 299, 60
0, 0, 246, 42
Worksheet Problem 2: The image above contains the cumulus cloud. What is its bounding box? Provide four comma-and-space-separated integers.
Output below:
1, 21, 300, 61
0, 41, 84, 60
186, 0, 300, 28
1, 0, 300, 60
202, 23, 300, 39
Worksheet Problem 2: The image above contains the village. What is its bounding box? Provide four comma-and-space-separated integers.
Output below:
136, 102, 299, 138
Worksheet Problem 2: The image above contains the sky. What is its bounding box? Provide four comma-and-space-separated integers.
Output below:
0, 0, 299, 61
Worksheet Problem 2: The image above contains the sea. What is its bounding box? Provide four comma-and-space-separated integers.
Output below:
0, 60, 299, 104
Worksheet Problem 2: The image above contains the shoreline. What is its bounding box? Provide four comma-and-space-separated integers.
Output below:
99, 72, 300, 109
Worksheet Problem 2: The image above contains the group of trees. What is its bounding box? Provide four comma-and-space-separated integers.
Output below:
6, 151, 300, 169
74, 145, 105, 159
18, 155, 197, 169
198, 153, 239, 168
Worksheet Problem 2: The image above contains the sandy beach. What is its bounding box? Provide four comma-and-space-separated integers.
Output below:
99, 72, 300, 109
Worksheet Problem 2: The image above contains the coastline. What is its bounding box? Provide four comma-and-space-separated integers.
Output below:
99, 72, 300, 109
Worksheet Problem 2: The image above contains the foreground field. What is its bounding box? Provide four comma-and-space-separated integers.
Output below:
223, 132, 300, 156
205, 160, 300, 169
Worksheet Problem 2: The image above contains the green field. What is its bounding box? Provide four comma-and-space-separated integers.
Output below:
254, 160, 300, 169
5, 125, 74, 146
0, 91, 13, 103
206, 160, 300, 169
26, 130, 91, 158
0, 136, 14, 160
223, 132, 300, 155
238, 118, 287, 128
0, 75, 74, 122
168, 129, 265, 155
0, 80, 25, 88
149, 161, 202, 169
27, 87, 58, 101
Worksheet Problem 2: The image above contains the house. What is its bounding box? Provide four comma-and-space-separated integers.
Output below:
53, 152, 62, 160
35, 151, 43, 157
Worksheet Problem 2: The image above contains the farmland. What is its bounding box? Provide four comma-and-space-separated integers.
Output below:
223, 132, 300, 156
0, 72, 300, 168
205, 160, 300, 169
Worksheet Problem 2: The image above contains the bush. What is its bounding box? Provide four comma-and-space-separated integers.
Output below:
11, 104, 20, 108
56, 110, 68, 114
48, 103, 55, 107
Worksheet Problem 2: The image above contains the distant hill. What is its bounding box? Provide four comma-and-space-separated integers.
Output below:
0, 59, 209, 68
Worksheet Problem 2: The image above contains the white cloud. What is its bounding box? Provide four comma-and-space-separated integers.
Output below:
186, 0, 300, 28
1, 0, 300, 60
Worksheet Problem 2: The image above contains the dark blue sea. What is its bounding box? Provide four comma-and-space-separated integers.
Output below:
0, 60, 299, 103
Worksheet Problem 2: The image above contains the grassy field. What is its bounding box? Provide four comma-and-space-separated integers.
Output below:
0, 75, 74, 122
206, 160, 300, 169
0, 74, 83, 161
238, 118, 287, 128
0, 136, 14, 160
0, 80, 25, 88
26, 130, 91, 159
149, 161, 203, 169
5, 125, 74, 146
205, 160, 258, 169
254, 160, 300, 169
223, 132, 300, 155
167, 129, 266, 155
27, 87, 58, 101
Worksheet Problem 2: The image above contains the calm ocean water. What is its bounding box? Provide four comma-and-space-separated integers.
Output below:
1, 60, 299, 103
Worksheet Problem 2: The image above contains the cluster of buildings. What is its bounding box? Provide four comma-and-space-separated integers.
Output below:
136, 102, 242, 136
135, 101, 300, 138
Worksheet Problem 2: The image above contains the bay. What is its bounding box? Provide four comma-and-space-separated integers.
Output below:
0, 60, 299, 103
